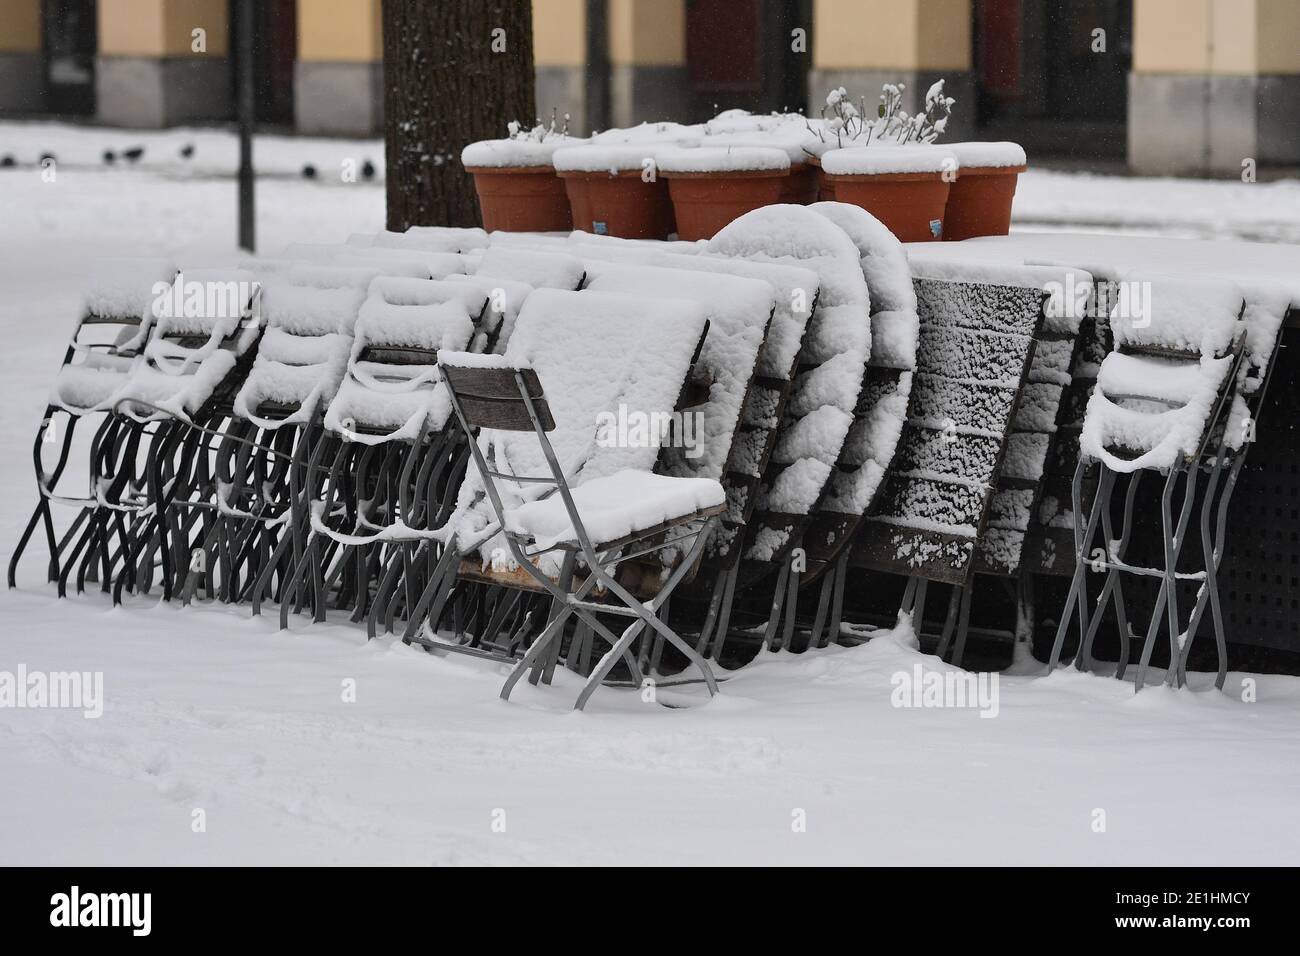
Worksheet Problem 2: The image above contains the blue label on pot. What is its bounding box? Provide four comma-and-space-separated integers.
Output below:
593, 221, 608, 235
929, 219, 943, 239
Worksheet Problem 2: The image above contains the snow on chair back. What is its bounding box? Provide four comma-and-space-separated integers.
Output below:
518, 230, 818, 566
442, 289, 708, 577
357, 226, 490, 255
472, 247, 585, 290
280, 242, 467, 280
853, 274, 1046, 586
798, 202, 919, 584
112, 269, 262, 422
1050, 277, 1252, 690
906, 257, 1092, 578
1080, 277, 1245, 472
369, 274, 535, 353
50, 257, 179, 415
581, 262, 771, 488
323, 292, 475, 444
705, 205, 871, 579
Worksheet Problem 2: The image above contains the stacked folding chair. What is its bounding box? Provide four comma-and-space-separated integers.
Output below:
438, 307, 728, 708
1047, 276, 1287, 689
10, 258, 178, 595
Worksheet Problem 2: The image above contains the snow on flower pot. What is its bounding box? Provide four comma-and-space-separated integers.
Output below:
461, 136, 578, 232
552, 145, 676, 239
941, 142, 1027, 240
820, 145, 958, 242
657, 146, 791, 241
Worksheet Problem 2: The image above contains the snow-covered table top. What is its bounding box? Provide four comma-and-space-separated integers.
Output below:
904, 233, 1300, 313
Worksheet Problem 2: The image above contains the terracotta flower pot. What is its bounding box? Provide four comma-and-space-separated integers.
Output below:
809, 156, 836, 202
779, 162, 819, 205
466, 165, 572, 233
558, 169, 676, 239
942, 164, 1026, 240
824, 171, 952, 242
663, 169, 788, 240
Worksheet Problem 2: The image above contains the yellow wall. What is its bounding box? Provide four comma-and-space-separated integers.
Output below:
814, 0, 971, 71
1134, 0, 1300, 75
533, 0, 586, 66
609, 0, 685, 66
1256, 0, 1300, 73
0, 0, 41, 53
297, 0, 382, 63
98, 0, 228, 57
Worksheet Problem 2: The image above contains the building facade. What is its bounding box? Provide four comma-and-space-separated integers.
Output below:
1, 0, 1297, 174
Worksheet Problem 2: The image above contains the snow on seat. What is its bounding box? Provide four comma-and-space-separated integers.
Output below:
50, 257, 179, 415
322, 292, 476, 444
350, 225, 489, 255
853, 267, 1046, 585
704, 205, 871, 571
503, 469, 725, 552
1080, 276, 1245, 472
441, 289, 709, 576
111, 269, 262, 422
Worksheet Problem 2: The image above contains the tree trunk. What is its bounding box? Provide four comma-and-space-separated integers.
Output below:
382, 0, 536, 231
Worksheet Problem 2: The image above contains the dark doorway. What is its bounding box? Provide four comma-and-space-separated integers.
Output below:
685, 0, 810, 120
230, 0, 296, 126
42, 0, 96, 115
974, 0, 1132, 160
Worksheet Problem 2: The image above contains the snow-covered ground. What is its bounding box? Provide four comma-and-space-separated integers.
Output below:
2, 121, 1299, 865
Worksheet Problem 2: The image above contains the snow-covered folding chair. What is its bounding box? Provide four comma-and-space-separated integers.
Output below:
1047, 277, 1272, 690
847, 267, 1047, 665
751, 202, 920, 658
175, 265, 374, 606
351, 273, 534, 634
435, 292, 725, 709
269, 285, 477, 630
573, 259, 773, 674
9, 257, 177, 594
881, 257, 1093, 664
567, 206, 871, 667
104, 268, 263, 603
404, 290, 714, 681
340, 251, 582, 637
473, 229, 822, 662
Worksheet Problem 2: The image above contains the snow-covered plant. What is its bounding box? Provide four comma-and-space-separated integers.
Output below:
506, 108, 571, 142
808, 80, 956, 150
879, 80, 955, 144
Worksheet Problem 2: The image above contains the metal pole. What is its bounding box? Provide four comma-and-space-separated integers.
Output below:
236, 0, 255, 252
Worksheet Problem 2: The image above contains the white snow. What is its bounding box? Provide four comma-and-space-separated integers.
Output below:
504, 469, 724, 551
945, 141, 1027, 170
821, 145, 958, 176
7, 121, 1300, 866
656, 145, 791, 174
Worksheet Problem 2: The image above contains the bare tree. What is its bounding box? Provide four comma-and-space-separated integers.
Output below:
382, 0, 536, 230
